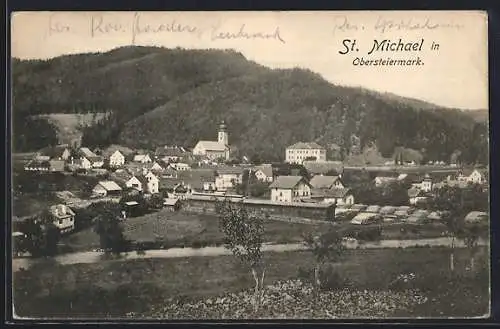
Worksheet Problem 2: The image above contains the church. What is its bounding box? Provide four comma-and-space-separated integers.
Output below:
192, 121, 231, 160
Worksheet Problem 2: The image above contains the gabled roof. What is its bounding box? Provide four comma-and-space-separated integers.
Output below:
95, 180, 122, 191
133, 154, 151, 161
407, 187, 424, 198
269, 176, 308, 189
25, 159, 50, 168
255, 164, 273, 177
38, 144, 70, 159
303, 161, 343, 175
159, 178, 184, 190
102, 145, 135, 157
309, 175, 340, 189
287, 142, 325, 150
164, 198, 180, 206
313, 188, 351, 198
195, 141, 228, 151
79, 147, 97, 158
155, 146, 186, 157
216, 166, 245, 175
49, 204, 75, 218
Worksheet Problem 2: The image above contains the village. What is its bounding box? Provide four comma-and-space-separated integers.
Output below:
13, 120, 489, 239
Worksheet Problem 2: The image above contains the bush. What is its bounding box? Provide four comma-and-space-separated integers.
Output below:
297, 265, 352, 291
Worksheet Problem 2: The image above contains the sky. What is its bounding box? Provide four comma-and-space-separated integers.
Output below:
11, 11, 488, 110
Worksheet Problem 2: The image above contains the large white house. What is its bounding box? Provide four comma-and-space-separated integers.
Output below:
126, 172, 159, 194
193, 121, 230, 160
215, 167, 245, 191
269, 175, 311, 203
285, 142, 326, 164
109, 150, 125, 167
49, 204, 76, 233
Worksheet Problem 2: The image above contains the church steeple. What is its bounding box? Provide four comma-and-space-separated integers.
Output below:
218, 120, 228, 145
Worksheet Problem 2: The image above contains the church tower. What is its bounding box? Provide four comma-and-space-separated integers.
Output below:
218, 120, 229, 145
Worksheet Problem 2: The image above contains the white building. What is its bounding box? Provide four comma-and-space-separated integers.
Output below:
133, 154, 152, 163
215, 167, 245, 191
193, 121, 230, 160
269, 175, 311, 203
49, 204, 76, 233
92, 180, 123, 197
254, 164, 274, 183
169, 162, 191, 171
109, 150, 125, 167
285, 142, 326, 164
126, 172, 159, 194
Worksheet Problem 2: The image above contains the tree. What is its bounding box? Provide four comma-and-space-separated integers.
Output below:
147, 194, 164, 210
217, 199, 265, 313
458, 222, 482, 270
302, 228, 345, 297
20, 210, 60, 258
94, 204, 129, 254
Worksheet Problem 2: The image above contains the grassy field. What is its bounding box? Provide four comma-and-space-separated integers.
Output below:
13, 247, 489, 318
61, 210, 332, 251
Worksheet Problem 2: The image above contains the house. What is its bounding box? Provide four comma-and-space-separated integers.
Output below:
155, 146, 188, 163
374, 173, 400, 186
268, 175, 312, 203
285, 142, 326, 164
420, 174, 433, 192
169, 162, 191, 171
88, 155, 104, 168
408, 187, 428, 205
466, 169, 485, 184
215, 167, 245, 191
49, 204, 76, 233
163, 198, 181, 211
303, 161, 344, 176
176, 169, 218, 192
37, 145, 71, 161
109, 150, 126, 167
75, 157, 92, 170
126, 172, 159, 194
309, 175, 345, 190
193, 121, 230, 160
92, 180, 123, 197
311, 188, 354, 206
133, 154, 152, 163
254, 164, 274, 182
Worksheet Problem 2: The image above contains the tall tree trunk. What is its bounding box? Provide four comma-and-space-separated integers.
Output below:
251, 267, 265, 314
314, 263, 321, 300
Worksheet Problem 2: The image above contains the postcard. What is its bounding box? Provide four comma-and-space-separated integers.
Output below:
10, 11, 489, 320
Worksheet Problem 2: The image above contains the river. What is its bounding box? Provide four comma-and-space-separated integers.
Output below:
12, 237, 488, 272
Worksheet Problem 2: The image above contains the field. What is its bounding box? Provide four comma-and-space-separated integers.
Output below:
13, 247, 489, 318
61, 210, 332, 251
31, 113, 108, 145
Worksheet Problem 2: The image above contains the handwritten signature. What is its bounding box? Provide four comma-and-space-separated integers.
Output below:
48, 12, 286, 45
374, 16, 465, 34
332, 16, 363, 35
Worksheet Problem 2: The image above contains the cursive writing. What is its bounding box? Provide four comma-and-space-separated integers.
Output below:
374, 16, 464, 34
131, 12, 200, 44
48, 13, 71, 35
211, 23, 285, 43
332, 15, 363, 35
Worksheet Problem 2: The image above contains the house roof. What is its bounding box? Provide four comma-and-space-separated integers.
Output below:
309, 175, 340, 189
287, 142, 324, 150
195, 141, 228, 151
49, 204, 75, 217
96, 180, 122, 191
134, 154, 151, 161
303, 161, 344, 175
155, 146, 186, 157
79, 147, 97, 158
322, 188, 351, 198
159, 178, 184, 190
38, 144, 69, 159
25, 159, 50, 168
88, 155, 103, 163
269, 176, 307, 189
255, 164, 273, 177
216, 166, 245, 175
102, 145, 135, 157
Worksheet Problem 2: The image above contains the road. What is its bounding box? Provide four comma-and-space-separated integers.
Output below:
12, 237, 489, 272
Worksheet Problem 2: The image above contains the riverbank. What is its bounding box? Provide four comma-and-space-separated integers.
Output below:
13, 246, 489, 319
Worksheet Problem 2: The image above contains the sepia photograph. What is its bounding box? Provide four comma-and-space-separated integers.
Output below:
10, 11, 489, 320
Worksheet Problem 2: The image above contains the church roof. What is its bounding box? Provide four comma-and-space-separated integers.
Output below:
195, 141, 228, 151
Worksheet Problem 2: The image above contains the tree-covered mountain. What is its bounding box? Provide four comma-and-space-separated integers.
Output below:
12, 46, 488, 165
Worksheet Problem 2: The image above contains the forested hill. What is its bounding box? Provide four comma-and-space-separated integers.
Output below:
12, 46, 487, 164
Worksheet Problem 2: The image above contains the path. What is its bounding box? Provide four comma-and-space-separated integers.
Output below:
12, 237, 489, 272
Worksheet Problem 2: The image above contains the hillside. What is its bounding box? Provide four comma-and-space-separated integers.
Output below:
12, 46, 488, 164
